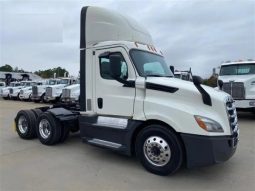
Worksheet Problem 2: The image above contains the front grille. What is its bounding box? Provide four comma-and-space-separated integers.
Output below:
32, 86, 38, 96
222, 82, 245, 99
9, 88, 13, 94
46, 87, 52, 97
226, 97, 238, 133
20, 90, 24, 94
62, 89, 71, 98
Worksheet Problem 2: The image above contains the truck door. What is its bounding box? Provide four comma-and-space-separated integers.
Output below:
94, 47, 136, 117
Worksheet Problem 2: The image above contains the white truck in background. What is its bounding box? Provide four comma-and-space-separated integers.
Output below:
218, 60, 255, 112
61, 80, 80, 103
14, 6, 239, 176
19, 81, 45, 101
0, 82, 21, 99
45, 78, 76, 102
174, 69, 193, 81
0, 82, 6, 92
31, 78, 61, 103
9, 81, 41, 100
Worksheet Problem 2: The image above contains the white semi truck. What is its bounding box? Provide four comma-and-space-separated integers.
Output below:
19, 81, 45, 101
218, 60, 255, 112
31, 78, 61, 103
61, 81, 80, 103
0, 82, 21, 99
14, 7, 239, 176
45, 78, 76, 102
9, 81, 40, 100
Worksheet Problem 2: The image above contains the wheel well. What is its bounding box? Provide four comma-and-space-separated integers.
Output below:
130, 119, 186, 162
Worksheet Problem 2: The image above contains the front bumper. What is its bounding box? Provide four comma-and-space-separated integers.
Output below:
181, 133, 238, 168
31, 95, 41, 100
234, 99, 255, 108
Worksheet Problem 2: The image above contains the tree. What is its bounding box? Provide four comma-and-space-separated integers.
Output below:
35, 67, 69, 78
0, 64, 13, 72
203, 75, 218, 87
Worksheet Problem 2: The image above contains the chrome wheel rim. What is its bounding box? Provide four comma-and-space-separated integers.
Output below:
39, 119, 51, 139
143, 136, 171, 167
18, 115, 28, 134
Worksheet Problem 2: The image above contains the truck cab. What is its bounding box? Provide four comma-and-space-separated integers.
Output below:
0, 82, 6, 92
218, 60, 255, 111
45, 78, 76, 102
174, 70, 193, 81
14, 6, 239, 176
9, 81, 37, 100
19, 81, 45, 101
0, 82, 19, 100
61, 79, 80, 103
31, 78, 61, 103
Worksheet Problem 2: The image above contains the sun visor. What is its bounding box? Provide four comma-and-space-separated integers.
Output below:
80, 6, 153, 49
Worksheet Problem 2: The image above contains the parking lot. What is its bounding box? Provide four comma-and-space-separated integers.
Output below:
0, 99, 254, 191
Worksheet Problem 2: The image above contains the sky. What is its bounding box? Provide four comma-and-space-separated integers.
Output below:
0, 0, 254, 78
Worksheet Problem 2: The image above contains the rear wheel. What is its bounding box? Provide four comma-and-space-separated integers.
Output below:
36, 112, 62, 145
135, 125, 183, 176
31, 109, 42, 118
15, 110, 37, 139
3, 97, 8, 100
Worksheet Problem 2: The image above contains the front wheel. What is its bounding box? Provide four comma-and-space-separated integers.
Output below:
135, 125, 184, 176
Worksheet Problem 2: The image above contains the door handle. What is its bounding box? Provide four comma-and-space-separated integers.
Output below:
97, 98, 103, 109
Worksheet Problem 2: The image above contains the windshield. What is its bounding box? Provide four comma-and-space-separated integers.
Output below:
60, 79, 69, 84
48, 80, 57, 85
220, 64, 255, 76
130, 50, 173, 77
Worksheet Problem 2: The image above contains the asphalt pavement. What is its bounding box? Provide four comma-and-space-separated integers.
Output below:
0, 99, 254, 191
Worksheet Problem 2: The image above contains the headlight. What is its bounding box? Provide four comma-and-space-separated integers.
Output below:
194, 115, 224, 132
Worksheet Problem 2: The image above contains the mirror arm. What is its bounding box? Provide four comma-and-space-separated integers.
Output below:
114, 77, 135, 88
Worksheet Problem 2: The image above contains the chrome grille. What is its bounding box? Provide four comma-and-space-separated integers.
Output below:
32, 86, 38, 96
46, 87, 52, 97
9, 88, 13, 94
62, 89, 71, 98
226, 98, 238, 133
222, 82, 245, 99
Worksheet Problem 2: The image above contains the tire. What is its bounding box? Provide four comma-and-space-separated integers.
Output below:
59, 125, 69, 143
135, 125, 183, 176
28, 94, 32, 101
41, 93, 47, 103
15, 110, 37, 139
3, 97, 8, 100
17, 93, 21, 101
36, 111, 61, 145
31, 109, 43, 118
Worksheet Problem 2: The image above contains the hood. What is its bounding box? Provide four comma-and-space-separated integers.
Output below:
218, 75, 254, 83
146, 77, 229, 103
11, 86, 25, 91
65, 84, 80, 90
47, 84, 67, 88
21, 87, 32, 91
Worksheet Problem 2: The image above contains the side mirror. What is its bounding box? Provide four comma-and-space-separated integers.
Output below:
170, 65, 175, 74
193, 75, 203, 86
218, 80, 223, 90
109, 54, 122, 78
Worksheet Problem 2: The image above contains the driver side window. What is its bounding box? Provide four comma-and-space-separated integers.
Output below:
99, 53, 128, 80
